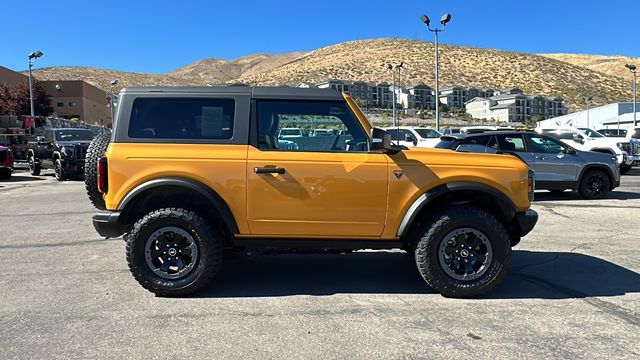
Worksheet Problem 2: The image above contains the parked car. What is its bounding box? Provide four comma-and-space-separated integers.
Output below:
436, 131, 620, 199
312, 129, 334, 136
86, 86, 537, 298
626, 126, 640, 140
383, 126, 442, 148
26, 128, 94, 181
278, 128, 303, 139
441, 128, 461, 136
598, 128, 627, 138
537, 126, 637, 174
0, 145, 14, 180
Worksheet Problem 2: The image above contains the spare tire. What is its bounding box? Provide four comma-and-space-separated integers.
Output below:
85, 132, 111, 210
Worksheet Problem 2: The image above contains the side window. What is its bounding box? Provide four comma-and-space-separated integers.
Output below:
495, 134, 526, 152
256, 101, 368, 152
457, 135, 490, 153
528, 135, 566, 154
44, 131, 53, 142
128, 98, 235, 140
399, 129, 415, 142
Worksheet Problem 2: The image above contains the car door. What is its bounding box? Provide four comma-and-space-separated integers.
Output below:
246, 100, 388, 238
41, 130, 55, 167
525, 133, 577, 185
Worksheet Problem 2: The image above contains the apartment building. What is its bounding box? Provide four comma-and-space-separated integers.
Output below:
317, 79, 349, 92
407, 83, 436, 110
439, 86, 467, 109
466, 93, 568, 123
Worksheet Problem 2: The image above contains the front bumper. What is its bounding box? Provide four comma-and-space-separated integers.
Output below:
514, 209, 538, 237
93, 211, 127, 238
61, 158, 85, 174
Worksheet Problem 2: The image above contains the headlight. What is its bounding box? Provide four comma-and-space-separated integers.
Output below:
61, 147, 74, 157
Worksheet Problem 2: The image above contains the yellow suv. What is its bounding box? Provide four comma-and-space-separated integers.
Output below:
86, 87, 537, 298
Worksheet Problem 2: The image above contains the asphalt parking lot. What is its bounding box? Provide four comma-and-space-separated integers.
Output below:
1, 167, 639, 359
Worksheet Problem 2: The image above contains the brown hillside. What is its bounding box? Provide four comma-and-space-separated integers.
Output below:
168, 53, 306, 84
236, 39, 631, 111
542, 53, 639, 83
29, 66, 198, 93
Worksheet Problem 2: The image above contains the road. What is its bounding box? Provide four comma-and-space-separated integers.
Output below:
1, 168, 639, 359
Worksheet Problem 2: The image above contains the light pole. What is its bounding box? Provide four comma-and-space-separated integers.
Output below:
625, 64, 637, 126
27, 51, 44, 117
584, 96, 593, 128
109, 80, 118, 123
420, 13, 452, 132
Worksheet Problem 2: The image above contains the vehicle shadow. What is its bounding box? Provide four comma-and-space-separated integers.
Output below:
534, 190, 640, 201
0, 175, 46, 182
197, 250, 640, 299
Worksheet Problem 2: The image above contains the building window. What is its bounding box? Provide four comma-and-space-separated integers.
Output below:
57, 102, 64, 107
69, 101, 77, 107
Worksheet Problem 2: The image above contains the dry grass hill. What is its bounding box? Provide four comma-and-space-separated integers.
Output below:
541, 54, 639, 82
26, 39, 636, 111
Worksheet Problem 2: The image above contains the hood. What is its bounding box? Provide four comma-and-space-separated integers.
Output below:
0, 145, 10, 151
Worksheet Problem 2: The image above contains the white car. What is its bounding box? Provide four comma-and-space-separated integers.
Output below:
537, 126, 634, 172
460, 126, 514, 134
278, 128, 303, 139
383, 126, 442, 148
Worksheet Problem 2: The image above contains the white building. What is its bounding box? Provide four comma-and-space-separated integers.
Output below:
537, 102, 640, 130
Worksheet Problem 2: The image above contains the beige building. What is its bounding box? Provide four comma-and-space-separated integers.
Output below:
40, 80, 110, 126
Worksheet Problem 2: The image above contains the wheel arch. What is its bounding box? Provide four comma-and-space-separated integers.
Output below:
117, 177, 239, 236
397, 182, 518, 239
577, 165, 615, 190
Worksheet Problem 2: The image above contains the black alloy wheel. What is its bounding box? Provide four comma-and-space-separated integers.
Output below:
579, 170, 610, 199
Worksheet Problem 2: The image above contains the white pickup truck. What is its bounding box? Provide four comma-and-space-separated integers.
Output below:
537, 126, 638, 174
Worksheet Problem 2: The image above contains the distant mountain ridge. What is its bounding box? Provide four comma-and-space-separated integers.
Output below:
26, 38, 637, 111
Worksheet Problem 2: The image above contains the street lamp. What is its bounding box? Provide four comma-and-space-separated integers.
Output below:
420, 13, 452, 132
386, 62, 404, 143
584, 96, 593, 128
27, 51, 44, 117
109, 80, 118, 123
625, 64, 637, 127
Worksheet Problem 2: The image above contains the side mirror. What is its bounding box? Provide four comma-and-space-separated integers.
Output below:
371, 128, 392, 152
36, 136, 45, 143
565, 147, 576, 155
572, 134, 584, 144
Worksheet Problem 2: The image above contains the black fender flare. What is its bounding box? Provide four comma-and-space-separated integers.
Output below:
396, 182, 517, 237
576, 165, 615, 189
117, 177, 239, 234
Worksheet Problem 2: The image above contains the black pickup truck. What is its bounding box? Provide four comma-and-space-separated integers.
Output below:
27, 128, 94, 181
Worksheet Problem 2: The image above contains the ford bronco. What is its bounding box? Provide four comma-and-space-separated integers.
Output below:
86, 87, 538, 298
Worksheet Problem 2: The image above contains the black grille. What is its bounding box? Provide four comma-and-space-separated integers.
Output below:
76, 145, 88, 159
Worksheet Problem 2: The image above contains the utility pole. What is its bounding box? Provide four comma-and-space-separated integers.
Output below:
584, 96, 592, 128
625, 64, 637, 127
420, 13, 452, 132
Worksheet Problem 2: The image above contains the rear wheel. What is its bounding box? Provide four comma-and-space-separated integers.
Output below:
28, 154, 41, 176
414, 205, 511, 298
84, 132, 111, 210
126, 208, 224, 297
578, 170, 610, 199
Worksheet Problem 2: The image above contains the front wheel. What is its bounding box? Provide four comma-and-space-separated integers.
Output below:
414, 206, 511, 298
54, 159, 66, 181
28, 155, 41, 176
578, 170, 610, 199
126, 208, 224, 297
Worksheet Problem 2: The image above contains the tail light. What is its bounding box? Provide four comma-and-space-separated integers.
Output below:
97, 157, 108, 193
527, 169, 535, 201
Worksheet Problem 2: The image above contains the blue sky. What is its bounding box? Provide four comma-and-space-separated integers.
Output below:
3, 0, 636, 73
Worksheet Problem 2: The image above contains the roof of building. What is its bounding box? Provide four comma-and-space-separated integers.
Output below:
490, 103, 514, 110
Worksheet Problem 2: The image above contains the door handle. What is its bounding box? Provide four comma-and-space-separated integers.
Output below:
254, 167, 285, 174
535, 156, 545, 160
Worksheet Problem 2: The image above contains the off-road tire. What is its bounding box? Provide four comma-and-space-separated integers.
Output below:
126, 208, 223, 297
620, 165, 631, 175
84, 132, 111, 210
54, 158, 66, 181
578, 169, 610, 199
28, 154, 41, 176
414, 205, 511, 298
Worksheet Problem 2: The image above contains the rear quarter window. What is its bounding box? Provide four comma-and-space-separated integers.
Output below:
128, 98, 235, 140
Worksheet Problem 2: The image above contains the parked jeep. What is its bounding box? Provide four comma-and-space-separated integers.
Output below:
436, 131, 620, 199
27, 128, 94, 181
0, 145, 13, 180
86, 87, 538, 298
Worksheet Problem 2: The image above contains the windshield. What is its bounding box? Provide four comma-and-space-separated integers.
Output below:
414, 128, 441, 139
578, 128, 604, 138
54, 130, 94, 141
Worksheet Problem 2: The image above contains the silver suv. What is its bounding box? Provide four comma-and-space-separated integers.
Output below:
436, 131, 620, 199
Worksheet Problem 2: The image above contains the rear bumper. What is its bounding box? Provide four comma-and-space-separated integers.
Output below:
92, 211, 126, 238
514, 209, 538, 237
